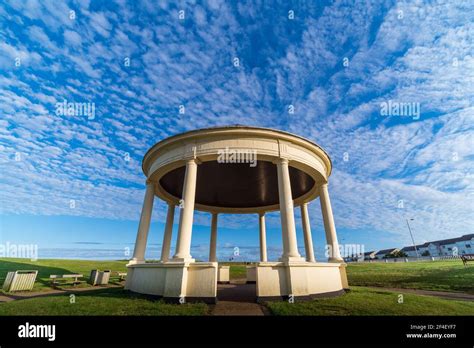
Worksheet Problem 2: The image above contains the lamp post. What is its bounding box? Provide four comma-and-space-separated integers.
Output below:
406, 218, 419, 258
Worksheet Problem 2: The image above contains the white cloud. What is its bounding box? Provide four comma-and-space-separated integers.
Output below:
63, 29, 82, 46
0, 0, 472, 248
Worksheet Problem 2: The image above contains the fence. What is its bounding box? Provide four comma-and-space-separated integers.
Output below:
348, 255, 463, 263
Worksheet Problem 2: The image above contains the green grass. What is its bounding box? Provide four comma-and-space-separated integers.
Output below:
219, 262, 248, 279
0, 258, 128, 292
1, 258, 472, 316
266, 286, 474, 316
0, 287, 208, 316
347, 260, 474, 293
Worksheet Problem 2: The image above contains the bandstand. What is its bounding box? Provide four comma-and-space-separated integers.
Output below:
125, 126, 348, 303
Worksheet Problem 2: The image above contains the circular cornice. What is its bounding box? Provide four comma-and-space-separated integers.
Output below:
141, 126, 333, 214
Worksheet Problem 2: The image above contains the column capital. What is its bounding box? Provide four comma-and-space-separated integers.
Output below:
145, 178, 154, 185
320, 182, 329, 189
185, 158, 202, 166
274, 157, 290, 165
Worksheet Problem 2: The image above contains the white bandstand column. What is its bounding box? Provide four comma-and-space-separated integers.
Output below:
320, 183, 343, 262
160, 203, 175, 262
301, 203, 316, 262
173, 159, 198, 262
276, 158, 302, 261
130, 181, 155, 264
209, 213, 218, 262
259, 213, 268, 262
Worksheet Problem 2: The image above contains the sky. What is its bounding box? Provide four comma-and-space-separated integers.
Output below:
0, 0, 473, 261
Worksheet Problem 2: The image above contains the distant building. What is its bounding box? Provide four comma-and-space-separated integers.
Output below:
375, 248, 399, 259
401, 234, 473, 257
363, 251, 377, 260
347, 234, 474, 262
401, 243, 429, 257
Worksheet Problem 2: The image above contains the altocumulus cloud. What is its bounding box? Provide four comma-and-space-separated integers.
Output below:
0, 0, 472, 246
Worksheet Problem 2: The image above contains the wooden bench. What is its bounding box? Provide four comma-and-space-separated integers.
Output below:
50, 274, 84, 286
460, 254, 474, 266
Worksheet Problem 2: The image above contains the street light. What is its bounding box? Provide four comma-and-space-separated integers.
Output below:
406, 218, 419, 258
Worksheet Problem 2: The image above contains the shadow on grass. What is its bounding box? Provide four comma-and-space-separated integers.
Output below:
0, 259, 126, 292
0, 259, 76, 289
4, 286, 160, 304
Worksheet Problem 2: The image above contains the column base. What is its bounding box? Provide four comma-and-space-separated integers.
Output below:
125, 261, 217, 299
217, 265, 230, 283
246, 265, 257, 283
256, 261, 348, 298
171, 257, 196, 263
127, 258, 146, 265
328, 257, 344, 263
279, 256, 306, 263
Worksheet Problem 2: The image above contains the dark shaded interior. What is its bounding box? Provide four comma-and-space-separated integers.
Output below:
159, 160, 315, 208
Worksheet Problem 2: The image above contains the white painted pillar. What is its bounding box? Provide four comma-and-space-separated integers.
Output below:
160, 203, 175, 262
301, 203, 316, 262
131, 181, 155, 263
173, 159, 198, 262
209, 213, 218, 262
259, 213, 267, 262
276, 158, 302, 261
320, 183, 343, 262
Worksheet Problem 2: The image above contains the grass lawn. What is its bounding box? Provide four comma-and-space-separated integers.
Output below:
0, 258, 128, 292
220, 262, 248, 279
0, 287, 208, 315
266, 286, 474, 316
347, 260, 474, 293
1, 285, 471, 316
1, 258, 472, 316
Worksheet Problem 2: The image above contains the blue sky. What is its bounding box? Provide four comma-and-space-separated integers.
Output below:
0, 0, 473, 261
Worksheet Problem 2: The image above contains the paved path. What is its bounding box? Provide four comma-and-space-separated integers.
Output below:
368, 286, 474, 301
211, 281, 267, 316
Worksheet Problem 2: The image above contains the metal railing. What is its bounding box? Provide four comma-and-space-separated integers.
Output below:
348, 255, 463, 263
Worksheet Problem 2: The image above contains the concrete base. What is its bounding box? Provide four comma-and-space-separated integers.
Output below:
246, 265, 256, 284
125, 261, 348, 303
255, 261, 348, 298
217, 265, 230, 284
125, 261, 218, 301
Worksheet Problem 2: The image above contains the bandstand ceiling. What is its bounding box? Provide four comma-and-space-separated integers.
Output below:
159, 160, 315, 209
